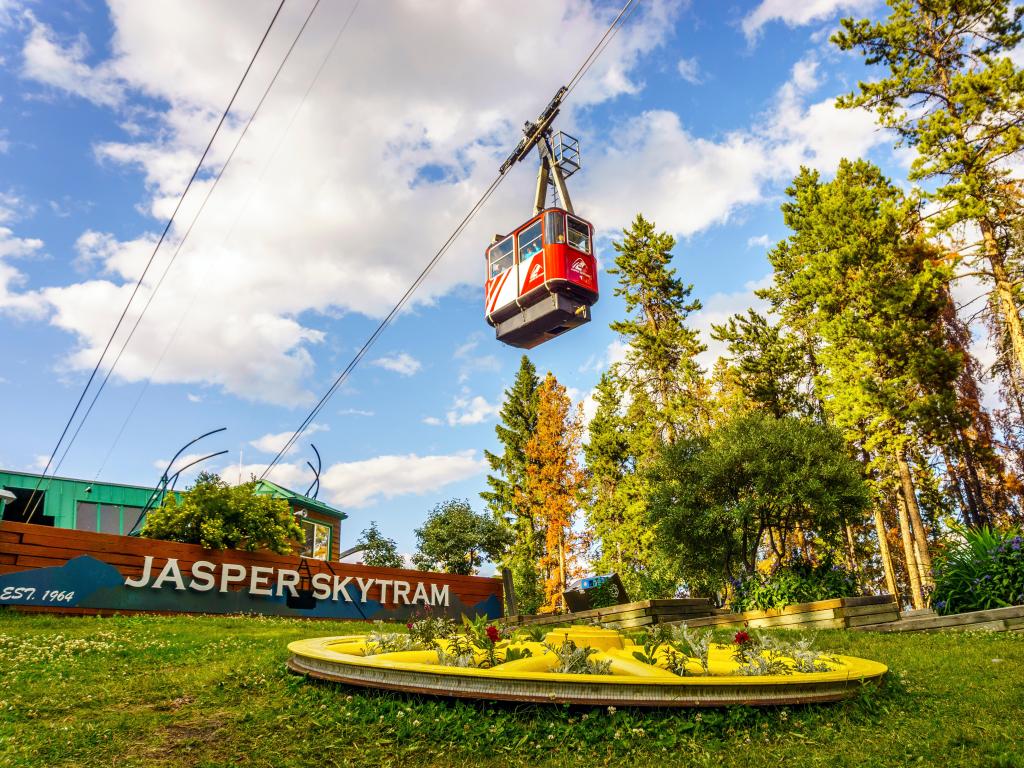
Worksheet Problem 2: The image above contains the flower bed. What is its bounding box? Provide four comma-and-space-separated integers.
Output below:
287, 620, 888, 707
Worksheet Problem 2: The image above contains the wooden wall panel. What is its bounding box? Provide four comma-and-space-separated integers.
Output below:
0, 521, 502, 621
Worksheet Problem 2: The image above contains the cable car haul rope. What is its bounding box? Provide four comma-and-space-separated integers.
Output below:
261, 0, 638, 479
20, 0, 640, 500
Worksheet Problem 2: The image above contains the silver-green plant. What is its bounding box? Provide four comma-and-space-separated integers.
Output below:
543, 639, 612, 675
764, 632, 838, 673
364, 630, 418, 655
675, 624, 713, 675
431, 633, 477, 668
732, 630, 838, 676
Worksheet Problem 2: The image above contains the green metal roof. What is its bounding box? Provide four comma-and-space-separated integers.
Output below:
252, 479, 347, 520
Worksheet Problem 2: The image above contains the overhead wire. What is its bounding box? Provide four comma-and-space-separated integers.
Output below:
259, 0, 640, 480
91, 0, 363, 483
24, 0, 289, 521
47, 0, 344, 485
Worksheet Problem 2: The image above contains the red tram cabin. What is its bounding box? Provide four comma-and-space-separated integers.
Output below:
484, 207, 598, 349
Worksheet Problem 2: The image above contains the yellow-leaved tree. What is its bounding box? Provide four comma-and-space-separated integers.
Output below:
522, 372, 586, 611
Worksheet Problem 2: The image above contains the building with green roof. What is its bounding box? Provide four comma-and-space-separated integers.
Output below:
0, 469, 347, 561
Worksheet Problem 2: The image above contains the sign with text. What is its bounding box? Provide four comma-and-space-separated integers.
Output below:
0, 522, 502, 621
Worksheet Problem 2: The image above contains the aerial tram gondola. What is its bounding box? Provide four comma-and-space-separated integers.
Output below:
485, 88, 598, 349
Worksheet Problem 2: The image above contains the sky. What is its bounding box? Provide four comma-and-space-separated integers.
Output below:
0, 0, 913, 564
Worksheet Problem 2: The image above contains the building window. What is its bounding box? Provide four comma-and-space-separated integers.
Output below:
301, 519, 331, 560
123, 506, 145, 535
99, 505, 121, 534
75, 501, 99, 531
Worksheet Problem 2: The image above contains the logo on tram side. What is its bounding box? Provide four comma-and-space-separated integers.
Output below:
570, 257, 591, 282
529, 263, 543, 282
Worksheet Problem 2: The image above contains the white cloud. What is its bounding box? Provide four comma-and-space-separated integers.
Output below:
742, 0, 877, 42
186, 392, 202, 402
152, 451, 219, 479
445, 391, 500, 426
237, 449, 486, 508
676, 57, 701, 84
452, 333, 499, 382
747, 234, 771, 248
73, 229, 157, 275
691, 274, 773, 369
370, 352, 422, 377
9, 0, 679, 404
583, 57, 886, 237
338, 407, 374, 417
22, 15, 124, 107
580, 338, 628, 374
0, 226, 46, 319
422, 416, 443, 426
249, 422, 328, 456
0, 191, 24, 224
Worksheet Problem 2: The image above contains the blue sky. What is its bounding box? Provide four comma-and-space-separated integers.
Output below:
0, 0, 906, 562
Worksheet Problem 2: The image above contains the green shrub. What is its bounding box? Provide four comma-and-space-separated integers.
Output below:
141, 472, 304, 554
729, 552, 859, 612
931, 526, 1024, 615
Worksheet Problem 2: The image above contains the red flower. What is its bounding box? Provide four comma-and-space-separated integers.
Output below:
485, 625, 500, 643
406, 622, 413, 630
734, 631, 750, 645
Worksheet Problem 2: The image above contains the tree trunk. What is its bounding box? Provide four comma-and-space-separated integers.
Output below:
942, 450, 974, 527
957, 429, 992, 528
557, 531, 566, 607
895, 489, 925, 609
897, 451, 934, 586
981, 219, 1024, 376
873, 506, 898, 600
844, 523, 858, 572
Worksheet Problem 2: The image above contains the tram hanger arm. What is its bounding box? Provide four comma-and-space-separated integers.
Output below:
499, 86, 568, 174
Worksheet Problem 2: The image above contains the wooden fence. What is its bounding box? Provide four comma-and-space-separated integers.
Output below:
677, 595, 900, 631
505, 598, 715, 629
857, 604, 1024, 633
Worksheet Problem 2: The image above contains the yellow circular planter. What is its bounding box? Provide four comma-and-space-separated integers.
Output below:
287, 625, 887, 707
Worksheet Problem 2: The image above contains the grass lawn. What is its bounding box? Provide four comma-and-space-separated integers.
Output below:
1, 612, 1022, 767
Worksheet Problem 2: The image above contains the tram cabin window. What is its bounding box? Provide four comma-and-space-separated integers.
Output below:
488, 236, 514, 278
567, 216, 591, 254
546, 211, 565, 244
518, 220, 543, 261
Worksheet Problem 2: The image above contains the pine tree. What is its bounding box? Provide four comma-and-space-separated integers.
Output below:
834, 0, 1024, 380
710, 309, 815, 418
581, 214, 709, 599
523, 373, 585, 611
583, 371, 669, 598
609, 213, 708, 442
762, 160, 962, 607
481, 355, 543, 613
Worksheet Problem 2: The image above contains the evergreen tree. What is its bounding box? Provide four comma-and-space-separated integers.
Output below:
481, 355, 543, 613
581, 214, 709, 599
761, 159, 962, 607
834, 0, 1024, 378
609, 213, 708, 442
523, 373, 585, 611
710, 309, 814, 418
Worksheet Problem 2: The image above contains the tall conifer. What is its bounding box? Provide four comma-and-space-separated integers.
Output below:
481, 355, 543, 613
